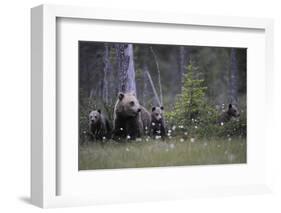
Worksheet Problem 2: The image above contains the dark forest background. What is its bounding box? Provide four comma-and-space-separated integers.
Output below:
79, 42, 246, 142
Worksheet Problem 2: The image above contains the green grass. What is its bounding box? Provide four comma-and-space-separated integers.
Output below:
79, 137, 246, 170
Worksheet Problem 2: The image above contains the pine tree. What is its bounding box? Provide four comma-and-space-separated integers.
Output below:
167, 61, 213, 127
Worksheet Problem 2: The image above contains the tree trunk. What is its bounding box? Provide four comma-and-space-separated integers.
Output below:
115, 44, 136, 93
102, 43, 110, 104
229, 48, 238, 103
179, 46, 185, 82
150, 47, 163, 105
145, 70, 161, 107
178, 46, 189, 91
142, 63, 148, 106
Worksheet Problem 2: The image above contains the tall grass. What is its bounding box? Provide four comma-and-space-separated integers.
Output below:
79, 137, 246, 170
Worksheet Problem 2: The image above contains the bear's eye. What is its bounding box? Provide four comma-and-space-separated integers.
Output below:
155, 113, 159, 116
130, 101, 135, 106
233, 110, 237, 113
94, 115, 97, 118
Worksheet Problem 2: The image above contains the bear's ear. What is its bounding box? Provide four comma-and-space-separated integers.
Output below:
160, 106, 164, 110
152, 107, 156, 112
97, 109, 101, 114
229, 104, 232, 109
118, 92, 124, 100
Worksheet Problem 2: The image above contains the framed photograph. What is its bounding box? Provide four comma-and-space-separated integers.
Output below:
31, 4, 274, 208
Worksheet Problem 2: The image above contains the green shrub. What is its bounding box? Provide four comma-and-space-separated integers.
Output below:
166, 62, 246, 139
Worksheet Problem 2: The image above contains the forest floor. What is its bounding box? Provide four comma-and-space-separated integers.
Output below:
79, 137, 246, 170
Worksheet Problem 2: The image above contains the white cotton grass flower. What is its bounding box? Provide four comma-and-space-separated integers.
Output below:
136, 138, 142, 142
125, 147, 130, 152
127, 135, 131, 139
145, 138, 149, 142
194, 126, 198, 129
184, 132, 188, 136
179, 125, 184, 129
102, 136, 106, 140
170, 143, 175, 149
155, 135, 161, 140
220, 122, 224, 126
167, 132, 171, 137
180, 138, 184, 142
228, 137, 232, 142
172, 125, 176, 131
152, 122, 155, 126
120, 128, 123, 131
228, 154, 235, 162
190, 138, 195, 143
168, 129, 172, 133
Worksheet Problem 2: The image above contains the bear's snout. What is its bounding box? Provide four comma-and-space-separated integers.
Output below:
137, 108, 141, 112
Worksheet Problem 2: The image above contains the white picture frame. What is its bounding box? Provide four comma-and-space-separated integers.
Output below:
31, 4, 274, 208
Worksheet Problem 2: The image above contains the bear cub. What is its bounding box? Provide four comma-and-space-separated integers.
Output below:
88, 109, 111, 141
150, 106, 166, 138
219, 104, 240, 124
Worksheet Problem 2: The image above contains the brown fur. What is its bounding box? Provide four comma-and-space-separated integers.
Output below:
89, 110, 111, 140
113, 92, 150, 140
219, 104, 240, 124
150, 106, 166, 138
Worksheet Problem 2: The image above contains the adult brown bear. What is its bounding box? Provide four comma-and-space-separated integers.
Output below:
113, 92, 151, 140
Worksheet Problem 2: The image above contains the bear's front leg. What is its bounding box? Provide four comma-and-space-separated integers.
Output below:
113, 117, 126, 140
